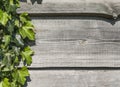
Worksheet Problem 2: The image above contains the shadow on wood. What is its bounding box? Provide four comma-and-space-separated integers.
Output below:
28, 67, 120, 70
20, 0, 42, 4
20, 0, 27, 2
24, 76, 31, 87
29, 0, 42, 4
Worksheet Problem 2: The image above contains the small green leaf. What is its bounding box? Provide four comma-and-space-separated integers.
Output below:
3, 35, 11, 47
10, 0, 14, 5
15, 0, 20, 7
14, 34, 24, 46
20, 66, 29, 77
20, 13, 29, 23
12, 67, 29, 85
14, 56, 19, 65
2, 53, 13, 71
0, 78, 10, 87
19, 13, 35, 40
19, 21, 35, 40
21, 46, 34, 65
8, 22, 14, 34
0, 82, 2, 87
0, 10, 9, 26
15, 20, 19, 27
12, 46, 20, 56
11, 81, 17, 87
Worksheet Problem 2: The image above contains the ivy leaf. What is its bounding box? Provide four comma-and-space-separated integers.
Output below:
20, 13, 29, 23
12, 46, 20, 56
19, 27, 35, 40
2, 53, 13, 71
15, 0, 20, 7
21, 46, 34, 65
13, 56, 19, 65
19, 13, 35, 40
12, 67, 29, 85
8, 21, 14, 35
15, 20, 19, 27
19, 21, 35, 40
14, 34, 24, 46
0, 82, 2, 87
19, 66, 29, 77
10, 0, 14, 5
11, 81, 18, 87
0, 10, 9, 26
2, 53, 11, 67
3, 35, 11, 47
0, 78, 10, 87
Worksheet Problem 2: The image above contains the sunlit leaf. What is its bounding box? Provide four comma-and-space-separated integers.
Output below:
12, 67, 29, 85
21, 46, 34, 65
3, 35, 11, 47
0, 10, 9, 26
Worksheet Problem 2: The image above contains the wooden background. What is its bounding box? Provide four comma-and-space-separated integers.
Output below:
18, 0, 120, 87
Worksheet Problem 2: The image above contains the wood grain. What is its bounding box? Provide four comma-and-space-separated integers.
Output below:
25, 70, 120, 87
19, 1, 120, 87
18, 0, 120, 19
25, 17, 120, 68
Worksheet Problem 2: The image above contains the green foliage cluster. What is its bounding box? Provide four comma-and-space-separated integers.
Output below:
0, 0, 35, 87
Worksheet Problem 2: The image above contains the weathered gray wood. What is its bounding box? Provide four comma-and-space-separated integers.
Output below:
19, 1, 120, 87
25, 17, 120, 68
26, 70, 120, 87
18, 0, 120, 19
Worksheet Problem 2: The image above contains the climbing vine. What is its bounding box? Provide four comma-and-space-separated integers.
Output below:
0, 0, 35, 87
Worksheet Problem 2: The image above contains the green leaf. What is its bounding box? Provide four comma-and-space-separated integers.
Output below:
15, 20, 19, 27
0, 81, 2, 87
19, 13, 35, 40
3, 35, 11, 47
15, 0, 20, 7
14, 56, 19, 65
8, 22, 14, 34
2, 53, 13, 71
12, 67, 29, 85
19, 22, 35, 40
12, 46, 20, 56
21, 46, 34, 65
0, 78, 10, 87
0, 10, 9, 26
10, 0, 14, 5
10, 81, 17, 87
20, 13, 29, 23
14, 34, 24, 46
2, 53, 11, 66
19, 67, 29, 77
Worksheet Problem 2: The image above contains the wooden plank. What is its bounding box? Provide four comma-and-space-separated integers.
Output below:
18, 0, 120, 19
25, 70, 120, 87
24, 0, 120, 4
26, 17, 120, 67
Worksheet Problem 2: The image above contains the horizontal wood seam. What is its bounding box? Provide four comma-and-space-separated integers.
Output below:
26, 67, 120, 70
